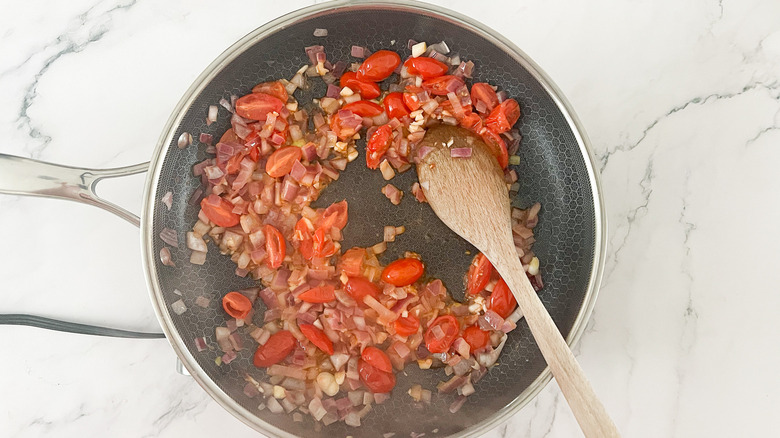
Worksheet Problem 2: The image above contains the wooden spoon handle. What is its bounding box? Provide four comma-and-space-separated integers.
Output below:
496, 254, 620, 438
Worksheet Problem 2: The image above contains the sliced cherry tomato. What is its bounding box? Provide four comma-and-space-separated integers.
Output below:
459, 112, 483, 132
383, 92, 410, 119
339, 248, 366, 277
485, 99, 521, 134
403, 57, 449, 79
422, 75, 465, 96
345, 276, 380, 303
366, 124, 393, 169
393, 315, 420, 337
248, 145, 260, 162
358, 358, 396, 393
466, 253, 493, 295
219, 128, 241, 144
402, 87, 422, 111
251, 80, 288, 102
265, 146, 302, 178
225, 151, 245, 175
424, 315, 460, 353
463, 325, 491, 351
299, 323, 334, 355
253, 330, 296, 367
200, 194, 240, 227
381, 258, 424, 287
340, 71, 381, 99
264, 224, 286, 269
294, 218, 314, 260
329, 110, 362, 141
489, 278, 517, 319
342, 100, 384, 117
222, 291, 252, 319
312, 227, 337, 258
357, 50, 401, 82
298, 285, 336, 303
470, 83, 500, 113
361, 346, 393, 373
235, 92, 285, 121
481, 128, 509, 169
318, 200, 349, 230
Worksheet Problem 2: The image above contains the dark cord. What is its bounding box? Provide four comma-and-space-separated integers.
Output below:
0, 314, 166, 339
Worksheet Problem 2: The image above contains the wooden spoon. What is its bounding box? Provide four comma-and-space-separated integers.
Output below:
416, 125, 619, 438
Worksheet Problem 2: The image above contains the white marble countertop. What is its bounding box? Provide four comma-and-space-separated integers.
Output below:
1, 0, 779, 437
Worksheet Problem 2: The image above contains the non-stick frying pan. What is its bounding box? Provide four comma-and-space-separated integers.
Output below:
0, 1, 605, 436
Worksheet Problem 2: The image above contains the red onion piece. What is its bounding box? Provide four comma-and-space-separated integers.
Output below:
221, 350, 237, 364
194, 337, 207, 352
313, 28, 328, 37
305, 45, 325, 64
450, 147, 472, 158
160, 247, 175, 267
351, 45, 367, 58
259, 288, 278, 309
159, 228, 178, 247
478, 310, 505, 331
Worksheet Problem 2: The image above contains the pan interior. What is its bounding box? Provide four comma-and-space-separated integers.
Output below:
149, 5, 596, 437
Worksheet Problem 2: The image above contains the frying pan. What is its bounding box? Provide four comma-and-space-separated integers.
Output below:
0, 1, 606, 436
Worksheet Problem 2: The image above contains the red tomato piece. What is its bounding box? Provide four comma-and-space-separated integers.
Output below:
200, 194, 240, 227
299, 324, 334, 355
470, 83, 500, 113
402, 86, 423, 111
489, 278, 517, 319
357, 50, 401, 82
463, 325, 491, 351
265, 146, 302, 178
422, 75, 465, 96
403, 57, 449, 79
340, 71, 381, 99
312, 227, 337, 258
235, 92, 285, 121
366, 124, 393, 169
248, 145, 260, 162
481, 128, 509, 169
329, 111, 362, 141
459, 112, 483, 132
393, 315, 420, 337
358, 358, 396, 393
361, 346, 393, 373
345, 276, 380, 302
251, 80, 288, 102
339, 248, 366, 277
485, 99, 521, 134
318, 200, 349, 230
383, 92, 410, 119
219, 128, 241, 144
253, 330, 297, 367
381, 258, 424, 287
342, 100, 384, 117
424, 315, 460, 353
222, 291, 252, 319
294, 218, 314, 260
466, 253, 493, 295
298, 285, 336, 303
264, 224, 286, 269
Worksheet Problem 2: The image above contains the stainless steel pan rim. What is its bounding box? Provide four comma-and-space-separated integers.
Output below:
140, 1, 607, 436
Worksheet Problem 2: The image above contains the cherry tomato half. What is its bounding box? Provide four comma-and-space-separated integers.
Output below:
403, 57, 449, 79
485, 99, 521, 134
200, 194, 240, 227
383, 92, 410, 119
366, 124, 393, 169
266, 146, 302, 178
393, 315, 420, 337
251, 80, 288, 103
345, 276, 380, 303
253, 330, 296, 367
294, 218, 314, 260
222, 291, 253, 319
489, 278, 517, 319
318, 200, 349, 231
402, 86, 423, 111
422, 75, 465, 96
459, 112, 483, 132
470, 83, 499, 113
342, 100, 384, 117
361, 346, 393, 373
463, 325, 491, 351
480, 128, 509, 169
312, 227, 337, 258
299, 324, 334, 355
298, 285, 336, 303
466, 253, 493, 295
358, 358, 396, 393
340, 71, 381, 99
264, 224, 286, 269
424, 315, 460, 353
235, 92, 285, 121
357, 50, 401, 82
381, 258, 424, 287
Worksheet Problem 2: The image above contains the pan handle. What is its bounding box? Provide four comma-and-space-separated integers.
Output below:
0, 153, 149, 227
